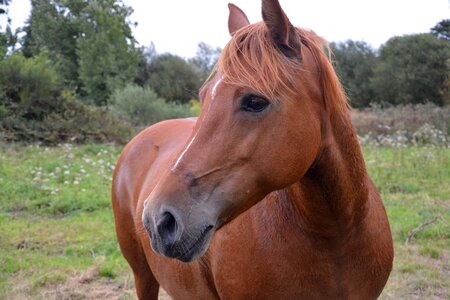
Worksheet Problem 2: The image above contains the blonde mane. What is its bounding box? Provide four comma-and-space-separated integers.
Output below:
217, 22, 349, 119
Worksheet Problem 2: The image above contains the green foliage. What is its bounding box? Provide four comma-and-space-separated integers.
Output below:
109, 84, 193, 127
147, 53, 202, 103
0, 0, 15, 60
134, 43, 157, 86
77, 0, 139, 106
21, 0, 82, 88
1, 94, 135, 145
431, 19, 450, 41
0, 32, 6, 59
0, 53, 135, 144
371, 34, 450, 106
189, 42, 221, 83
135, 42, 220, 105
21, 0, 139, 105
330, 40, 376, 108
189, 99, 201, 116
0, 52, 62, 120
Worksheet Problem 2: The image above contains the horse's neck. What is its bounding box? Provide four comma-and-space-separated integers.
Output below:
293, 114, 369, 241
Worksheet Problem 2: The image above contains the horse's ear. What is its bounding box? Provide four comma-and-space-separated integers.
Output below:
261, 0, 301, 59
228, 3, 250, 35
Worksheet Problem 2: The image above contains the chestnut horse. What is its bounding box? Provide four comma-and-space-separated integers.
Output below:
112, 0, 393, 298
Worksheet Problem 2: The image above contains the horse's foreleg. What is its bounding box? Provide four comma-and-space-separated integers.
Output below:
113, 203, 159, 300
130, 255, 159, 300
117, 224, 159, 299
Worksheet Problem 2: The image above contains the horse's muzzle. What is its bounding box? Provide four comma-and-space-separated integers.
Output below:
142, 206, 216, 262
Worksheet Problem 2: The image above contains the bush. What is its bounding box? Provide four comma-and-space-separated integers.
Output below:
0, 53, 135, 144
352, 103, 450, 147
0, 52, 62, 120
1, 91, 135, 144
146, 53, 203, 103
109, 84, 193, 127
352, 103, 449, 135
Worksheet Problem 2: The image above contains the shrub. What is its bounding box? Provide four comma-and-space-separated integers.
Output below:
352, 103, 449, 135
352, 103, 450, 147
0, 53, 135, 144
146, 53, 203, 104
1, 91, 135, 144
109, 84, 193, 127
0, 52, 62, 121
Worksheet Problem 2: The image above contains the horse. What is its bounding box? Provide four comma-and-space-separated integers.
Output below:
112, 0, 394, 298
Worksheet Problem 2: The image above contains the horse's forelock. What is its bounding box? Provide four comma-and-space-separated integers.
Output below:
216, 22, 349, 118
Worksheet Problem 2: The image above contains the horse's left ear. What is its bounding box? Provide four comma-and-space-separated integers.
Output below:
228, 3, 250, 35
262, 0, 301, 59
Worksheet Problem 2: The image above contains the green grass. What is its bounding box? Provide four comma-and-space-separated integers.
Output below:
363, 146, 450, 299
0, 144, 449, 299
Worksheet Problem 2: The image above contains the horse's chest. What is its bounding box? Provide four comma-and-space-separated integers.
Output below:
212, 240, 320, 296
204, 212, 339, 298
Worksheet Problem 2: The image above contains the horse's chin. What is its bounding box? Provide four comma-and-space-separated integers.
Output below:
152, 225, 215, 263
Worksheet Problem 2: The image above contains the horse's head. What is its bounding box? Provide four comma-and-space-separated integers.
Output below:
143, 0, 347, 262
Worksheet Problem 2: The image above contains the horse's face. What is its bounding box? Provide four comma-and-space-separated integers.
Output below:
143, 0, 322, 262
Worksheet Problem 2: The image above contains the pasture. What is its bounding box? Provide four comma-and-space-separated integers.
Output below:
0, 143, 449, 299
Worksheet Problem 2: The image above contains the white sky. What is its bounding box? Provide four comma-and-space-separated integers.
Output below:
2, 0, 449, 58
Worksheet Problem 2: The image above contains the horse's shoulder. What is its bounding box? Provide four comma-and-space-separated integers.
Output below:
113, 118, 196, 207
119, 118, 196, 167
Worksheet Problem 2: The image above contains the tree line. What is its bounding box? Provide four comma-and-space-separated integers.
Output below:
0, 0, 219, 143
0, 0, 449, 143
331, 21, 449, 108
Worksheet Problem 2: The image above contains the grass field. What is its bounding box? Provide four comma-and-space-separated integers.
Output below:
0, 143, 449, 299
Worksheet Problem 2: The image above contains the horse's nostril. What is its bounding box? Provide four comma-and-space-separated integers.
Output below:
156, 211, 179, 246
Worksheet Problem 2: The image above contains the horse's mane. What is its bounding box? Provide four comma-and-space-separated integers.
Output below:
217, 22, 349, 119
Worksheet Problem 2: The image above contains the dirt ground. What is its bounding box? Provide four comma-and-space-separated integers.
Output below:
8, 266, 172, 300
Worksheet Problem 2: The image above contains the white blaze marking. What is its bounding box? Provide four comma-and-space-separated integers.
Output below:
171, 78, 222, 171
211, 77, 222, 100
171, 131, 198, 170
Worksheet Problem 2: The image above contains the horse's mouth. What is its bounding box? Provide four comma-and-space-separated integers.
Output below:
155, 225, 215, 263
176, 225, 214, 262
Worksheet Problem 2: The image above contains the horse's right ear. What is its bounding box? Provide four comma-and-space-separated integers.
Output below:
228, 3, 250, 35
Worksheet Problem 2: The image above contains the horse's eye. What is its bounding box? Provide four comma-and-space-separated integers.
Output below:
241, 95, 270, 113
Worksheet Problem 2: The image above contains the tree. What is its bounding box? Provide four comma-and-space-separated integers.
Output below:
0, 0, 10, 14
21, 0, 83, 88
134, 42, 157, 86
189, 42, 221, 83
76, 0, 139, 105
371, 34, 450, 106
0, 0, 14, 59
330, 40, 376, 108
431, 19, 450, 41
20, 0, 139, 105
147, 53, 202, 103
